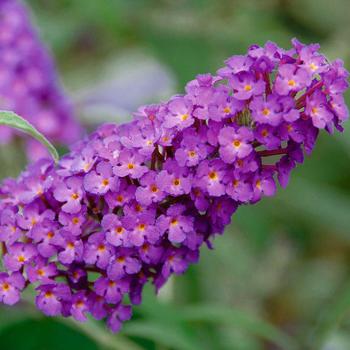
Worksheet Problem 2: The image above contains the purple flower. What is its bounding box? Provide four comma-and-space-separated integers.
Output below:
30, 222, 60, 258
218, 55, 254, 77
107, 250, 141, 280
102, 214, 130, 248
0, 272, 25, 305
84, 161, 119, 195
305, 91, 334, 129
230, 72, 265, 100
70, 291, 90, 322
3, 242, 36, 271
27, 258, 58, 283
195, 160, 227, 196
83, 233, 114, 269
58, 208, 87, 236
56, 231, 84, 265
208, 198, 237, 234
218, 127, 254, 163
135, 171, 166, 206
53, 177, 84, 214
107, 304, 132, 333
163, 97, 194, 130
157, 204, 194, 244
113, 149, 148, 179
157, 160, 192, 196
225, 175, 253, 203
0, 208, 21, 244
94, 277, 129, 304
274, 64, 311, 95
250, 95, 282, 126
254, 125, 281, 150
128, 211, 159, 247
161, 248, 199, 280
251, 172, 277, 203
17, 202, 54, 231
0, 38, 347, 333
175, 128, 210, 167
105, 180, 136, 209
36, 284, 71, 316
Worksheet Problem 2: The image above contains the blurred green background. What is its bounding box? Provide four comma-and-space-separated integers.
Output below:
1, 0, 350, 349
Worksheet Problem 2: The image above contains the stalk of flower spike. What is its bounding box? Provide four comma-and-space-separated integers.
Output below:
0, 0, 81, 161
0, 39, 348, 332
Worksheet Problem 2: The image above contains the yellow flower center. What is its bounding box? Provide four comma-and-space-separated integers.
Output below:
138, 223, 146, 231
37, 269, 45, 276
244, 84, 252, 91
44, 291, 53, 298
309, 62, 318, 71
2, 283, 10, 291
262, 108, 270, 116
71, 193, 79, 200
170, 219, 178, 226
75, 300, 85, 308
223, 106, 231, 114
17, 255, 26, 263
208, 171, 218, 180
288, 79, 296, 87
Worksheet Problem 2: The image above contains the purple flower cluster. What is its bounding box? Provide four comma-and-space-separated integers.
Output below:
0, 0, 81, 160
0, 39, 348, 331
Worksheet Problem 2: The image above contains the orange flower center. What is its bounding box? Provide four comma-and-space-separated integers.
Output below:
233, 140, 241, 148
208, 171, 218, 180
262, 108, 270, 116
173, 178, 181, 186
102, 178, 109, 186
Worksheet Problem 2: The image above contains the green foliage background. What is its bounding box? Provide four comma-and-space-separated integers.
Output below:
1, 0, 350, 349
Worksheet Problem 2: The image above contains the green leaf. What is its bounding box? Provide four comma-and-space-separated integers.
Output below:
307, 280, 350, 350
122, 321, 201, 350
0, 317, 99, 350
0, 111, 59, 163
58, 317, 144, 350
181, 305, 299, 350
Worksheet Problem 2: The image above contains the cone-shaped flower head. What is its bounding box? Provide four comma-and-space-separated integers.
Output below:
0, 39, 348, 331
